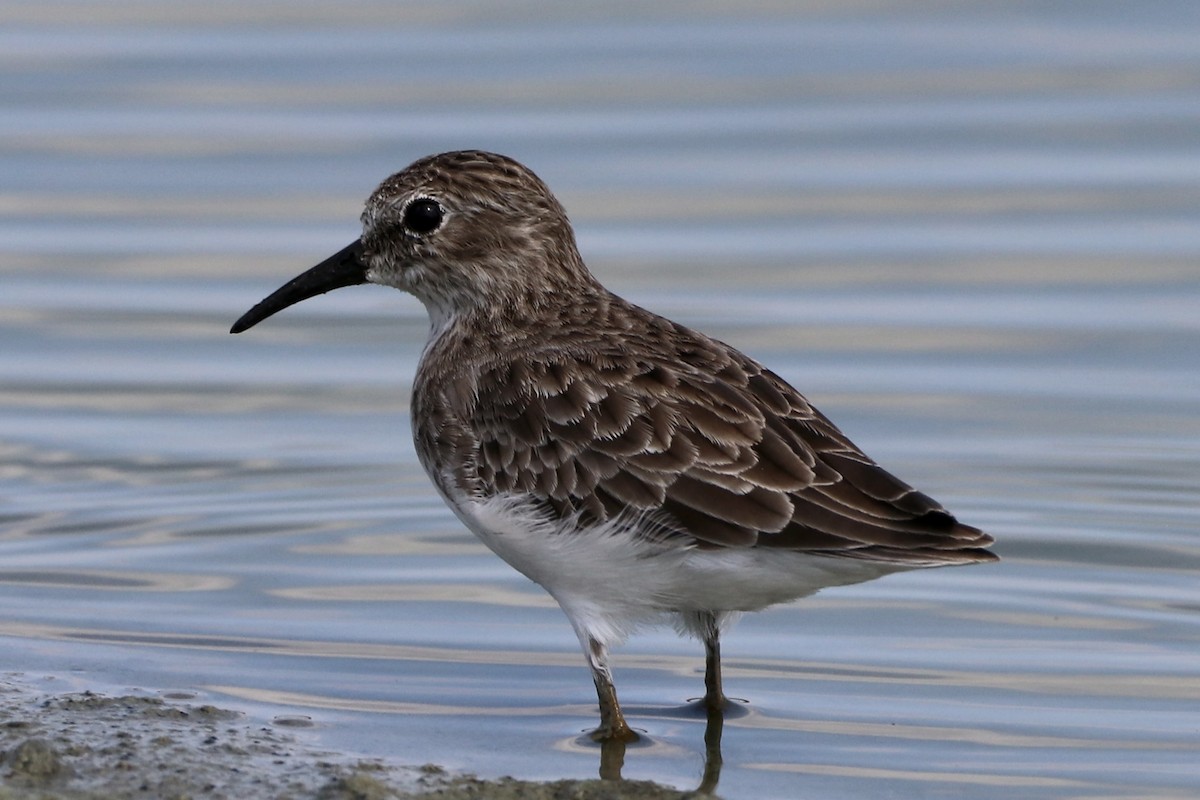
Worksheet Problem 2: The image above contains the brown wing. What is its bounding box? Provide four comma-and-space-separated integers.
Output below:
458, 320, 994, 566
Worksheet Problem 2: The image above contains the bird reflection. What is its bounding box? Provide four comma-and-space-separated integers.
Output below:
596, 702, 726, 794
696, 703, 724, 795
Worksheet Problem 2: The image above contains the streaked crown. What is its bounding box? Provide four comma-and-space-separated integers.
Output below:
360, 150, 595, 316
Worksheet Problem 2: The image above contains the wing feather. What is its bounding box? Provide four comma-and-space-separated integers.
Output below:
420, 306, 994, 565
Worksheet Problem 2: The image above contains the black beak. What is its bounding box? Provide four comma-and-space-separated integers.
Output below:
230, 240, 368, 334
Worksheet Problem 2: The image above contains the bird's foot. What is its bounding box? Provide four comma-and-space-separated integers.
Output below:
589, 719, 640, 744
703, 690, 729, 713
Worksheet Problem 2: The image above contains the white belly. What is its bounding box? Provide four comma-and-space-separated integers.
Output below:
443, 490, 908, 647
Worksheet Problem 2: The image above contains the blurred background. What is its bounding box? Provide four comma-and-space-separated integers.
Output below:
2, 2, 1199, 798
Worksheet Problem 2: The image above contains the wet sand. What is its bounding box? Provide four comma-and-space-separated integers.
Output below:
0, 675, 709, 800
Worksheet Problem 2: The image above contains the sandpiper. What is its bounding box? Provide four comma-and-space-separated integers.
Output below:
231, 150, 995, 742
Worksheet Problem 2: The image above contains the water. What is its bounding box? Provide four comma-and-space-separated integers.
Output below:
2, 2, 1199, 797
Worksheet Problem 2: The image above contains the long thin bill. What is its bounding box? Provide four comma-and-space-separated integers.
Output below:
230, 240, 368, 334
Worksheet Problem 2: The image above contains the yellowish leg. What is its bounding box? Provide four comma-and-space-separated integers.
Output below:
702, 617, 728, 712
587, 637, 639, 742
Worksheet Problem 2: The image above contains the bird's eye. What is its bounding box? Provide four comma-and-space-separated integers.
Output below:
402, 197, 444, 235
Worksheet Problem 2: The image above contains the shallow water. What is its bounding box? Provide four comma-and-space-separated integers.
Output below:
2, 2, 1199, 798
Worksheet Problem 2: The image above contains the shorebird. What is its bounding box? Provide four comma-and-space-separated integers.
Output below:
231, 150, 995, 742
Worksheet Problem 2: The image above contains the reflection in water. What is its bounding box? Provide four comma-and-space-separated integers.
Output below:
9, 620, 1200, 715
595, 703, 725, 792
748, 762, 1091, 790
0, 569, 234, 592
269, 582, 557, 607
698, 705, 723, 796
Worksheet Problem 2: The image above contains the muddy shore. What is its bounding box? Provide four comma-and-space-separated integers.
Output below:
0, 675, 711, 800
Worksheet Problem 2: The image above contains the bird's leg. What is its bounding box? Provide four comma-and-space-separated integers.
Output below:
585, 636, 638, 743
701, 613, 729, 712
